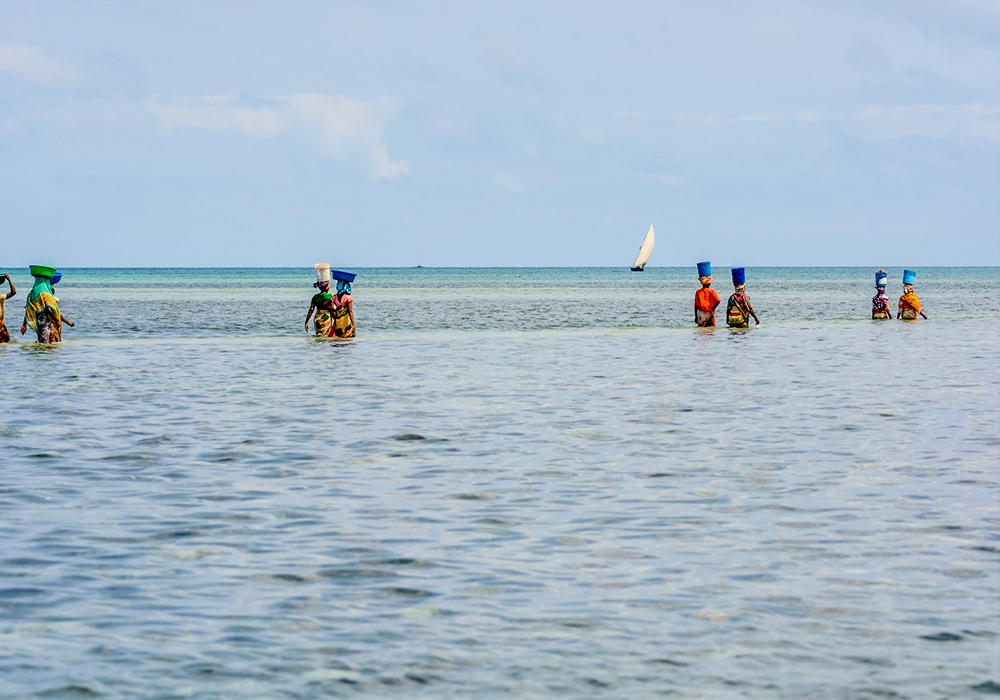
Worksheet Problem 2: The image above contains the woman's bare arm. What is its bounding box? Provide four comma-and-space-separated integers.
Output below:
305, 303, 315, 331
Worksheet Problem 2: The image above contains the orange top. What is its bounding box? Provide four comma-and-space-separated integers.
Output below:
899, 291, 921, 315
695, 287, 721, 311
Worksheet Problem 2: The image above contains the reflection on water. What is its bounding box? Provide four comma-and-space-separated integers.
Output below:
0, 268, 997, 698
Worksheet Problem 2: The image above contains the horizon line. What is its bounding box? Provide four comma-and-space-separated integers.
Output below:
3, 265, 999, 270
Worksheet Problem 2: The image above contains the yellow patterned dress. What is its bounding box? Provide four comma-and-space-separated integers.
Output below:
24, 278, 61, 343
311, 292, 335, 337
331, 294, 355, 338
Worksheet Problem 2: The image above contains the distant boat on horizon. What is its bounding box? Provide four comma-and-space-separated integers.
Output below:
631, 224, 655, 271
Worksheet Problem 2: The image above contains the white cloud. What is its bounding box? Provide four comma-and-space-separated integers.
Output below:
146, 93, 408, 179
147, 94, 282, 138
0, 44, 408, 177
284, 94, 409, 179
0, 44, 84, 89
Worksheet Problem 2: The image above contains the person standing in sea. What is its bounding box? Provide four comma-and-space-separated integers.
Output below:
329, 279, 355, 339
872, 270, 892, 320
694, 261, 721, 327
20, 267, 73, 343
305, 279, 336, 337
726, 267, 759, 328
897, 269, 927, 321
0, 273, 16, 343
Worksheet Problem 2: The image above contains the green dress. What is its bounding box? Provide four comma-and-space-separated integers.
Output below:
312, 292, 334, 337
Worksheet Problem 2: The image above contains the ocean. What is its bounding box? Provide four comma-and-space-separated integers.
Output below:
1, 267, 998, 699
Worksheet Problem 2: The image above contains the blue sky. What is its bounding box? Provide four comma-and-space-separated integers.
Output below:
1, 0, 997, 267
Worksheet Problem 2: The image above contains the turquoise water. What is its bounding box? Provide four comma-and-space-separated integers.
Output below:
0, 267, 998, 698
5, 266, 998, 336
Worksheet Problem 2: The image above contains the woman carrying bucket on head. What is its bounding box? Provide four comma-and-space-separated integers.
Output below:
694, 261, 721, 327
329, 275, 356, 338
726, 268, 759, 328
305, 263, 356, 338
872, 270, 891, 320
897, 269, 927, 321
20, 265, 73, 344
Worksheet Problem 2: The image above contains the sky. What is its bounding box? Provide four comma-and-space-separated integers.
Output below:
1, 0, 998, 267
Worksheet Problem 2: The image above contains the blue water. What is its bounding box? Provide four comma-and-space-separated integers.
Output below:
0, 267, 997, 699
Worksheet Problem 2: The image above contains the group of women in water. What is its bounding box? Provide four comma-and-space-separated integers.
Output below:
693, 262, 762, 328
692, 262, 927, 328
875, 268, 928, 320
304, 264, 356, 339
0, 263, 929, 345
0, 267, 74, 344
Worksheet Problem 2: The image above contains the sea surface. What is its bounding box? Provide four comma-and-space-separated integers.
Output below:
0, 267, 998, 699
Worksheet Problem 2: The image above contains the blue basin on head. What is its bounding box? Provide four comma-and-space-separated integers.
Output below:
330, 269, 356, 283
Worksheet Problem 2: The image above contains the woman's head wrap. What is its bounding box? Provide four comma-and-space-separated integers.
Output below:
336, 280, 352, 296
314, 280, 330, 291
699, 275, 713, 286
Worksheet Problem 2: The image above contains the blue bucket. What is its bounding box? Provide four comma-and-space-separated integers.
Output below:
731, 267, 745, 285
875, 271, 887, 287
902, 269, 916, 285
330, 269, 357, 283
50, 271, 62, 285
697, 261, 711, 278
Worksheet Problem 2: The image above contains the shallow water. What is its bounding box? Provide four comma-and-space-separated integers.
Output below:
1, 268, 998, 699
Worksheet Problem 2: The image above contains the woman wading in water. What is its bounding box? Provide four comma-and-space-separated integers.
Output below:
694, 261, 721, 327
305, 266, 356, 338
329, 279, 355, 338
872, 270, 891, 320
306, 280, 336, 337
20, 266, 73, 344
897, 269, 927, 321
726, 268, 759, 328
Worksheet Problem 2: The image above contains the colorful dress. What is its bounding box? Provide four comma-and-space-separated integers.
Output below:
23, 277, 61, 343
726, 290, 755, 328
898, 290, 922, 320
872, 291, 891, 320
331, 293, 355, 338
311, 292, 335, 337
695, 287, 720, 327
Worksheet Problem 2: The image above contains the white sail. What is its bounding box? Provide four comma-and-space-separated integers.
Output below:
632, 224, 655, 269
